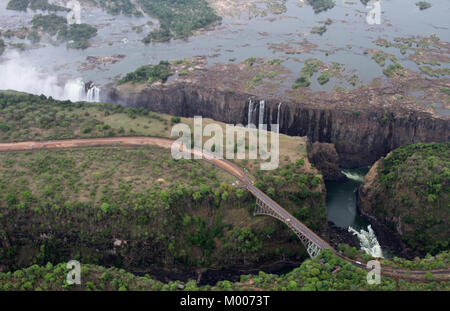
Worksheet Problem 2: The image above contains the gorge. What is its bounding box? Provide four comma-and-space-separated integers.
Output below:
0, 0, 449, 291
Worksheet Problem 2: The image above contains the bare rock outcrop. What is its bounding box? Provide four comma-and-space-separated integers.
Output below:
307, 142, 346, 181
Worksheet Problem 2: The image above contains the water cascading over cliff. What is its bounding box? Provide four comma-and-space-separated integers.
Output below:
0, 54, 100, 103
62, 79, 101, 102
248, 99, 258, 127
277, 103, 282, 133
348, 225, 384, 258
341, 170, 365, 183
258, 100, 265, 130
87, 85, 101, 102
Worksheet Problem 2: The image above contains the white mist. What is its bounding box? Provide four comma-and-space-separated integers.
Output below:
0, 51, 100, 102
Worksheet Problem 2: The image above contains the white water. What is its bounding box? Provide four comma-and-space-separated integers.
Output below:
342, 169, 365, 182
276, 102, 282, 133
247, 99, 253, 127
87, 86, 101, 102
62, 78, 86, 102
258, 100, 265, 130
0, 52, 100, 102
248, 99, 257, 127
348, 225, 384, 258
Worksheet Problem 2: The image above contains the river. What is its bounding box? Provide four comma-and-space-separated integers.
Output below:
0, 0, 449, 114
326, 168, 390, 258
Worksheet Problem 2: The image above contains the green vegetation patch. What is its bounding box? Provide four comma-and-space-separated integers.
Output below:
0, 39, 5, 56
57, 23, 98, 49
29, 0, 69, 11
0, 91, 327, 271
7, 0, 68, 11
94, 0, 143, 16
6, 0, 30, 11
140, 0, 221, 43
317, 71, 331, 85
253, 160, 327, 234
375, 143, 450, 254
0, 144, 322, 272
32, 14, 67, 36
2, 249, 448, 291
0, 91, 171, 142
372, 52, 386, 67
117, 61, 173, 84
0, 146, 258, 271
347, 74, 358, 86
419, 66, 449, 78
439, 87, 450, 96
380, 251, 450, 271
311, 26, 327, 35
308, 0, 335, 13
383, 63, 405, 78
416, 1, 432, 10
31, 14, 97, 49
293, 59, 322, 88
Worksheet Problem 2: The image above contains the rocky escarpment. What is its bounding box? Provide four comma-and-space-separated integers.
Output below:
357, 142, 450, 256
307, 142, 346, 181
104, 81, 449, 168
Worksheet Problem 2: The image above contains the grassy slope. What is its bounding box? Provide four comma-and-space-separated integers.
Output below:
0, 90, 326, 272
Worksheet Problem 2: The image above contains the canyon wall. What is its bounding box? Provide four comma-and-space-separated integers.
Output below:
104, 82, 449, 168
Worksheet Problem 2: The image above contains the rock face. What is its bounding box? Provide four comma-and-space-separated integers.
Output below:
307, 142, 346, 181
104, 82, 449, 168
327, 221, 360, 249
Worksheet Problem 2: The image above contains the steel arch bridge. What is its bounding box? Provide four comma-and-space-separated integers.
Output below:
253, 197, 324, 258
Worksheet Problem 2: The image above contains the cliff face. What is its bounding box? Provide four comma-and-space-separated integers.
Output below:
104, 82, 449, 168
307, 142, 346, 181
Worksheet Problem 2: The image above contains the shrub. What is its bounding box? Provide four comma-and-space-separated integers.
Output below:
311, 26, 327, 35
415, 2, 432, 10
171, 116, 181, 124
317, 71, 330, 85
308, 0, 335, 13
7, 0, 30, 11
0, 39, 5, 55
372, 52, 386, 67
383, 63, 404, 77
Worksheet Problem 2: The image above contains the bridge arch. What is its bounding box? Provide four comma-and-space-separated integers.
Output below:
253, 197, 322, 258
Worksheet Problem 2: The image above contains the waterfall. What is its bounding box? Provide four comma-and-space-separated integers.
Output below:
248, 100, 253, 127
276, 102, 282, 133
0, 52, 100, 103
348, 225, 384, 258
62, 79, 100, 103
342, 169, 365, 182
248, 99, 257, 127
63, 78, 86, 102
86, 85, 100, 102
258, 100, 265, 130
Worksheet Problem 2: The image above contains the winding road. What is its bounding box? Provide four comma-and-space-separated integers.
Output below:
0, 136, 448, 281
